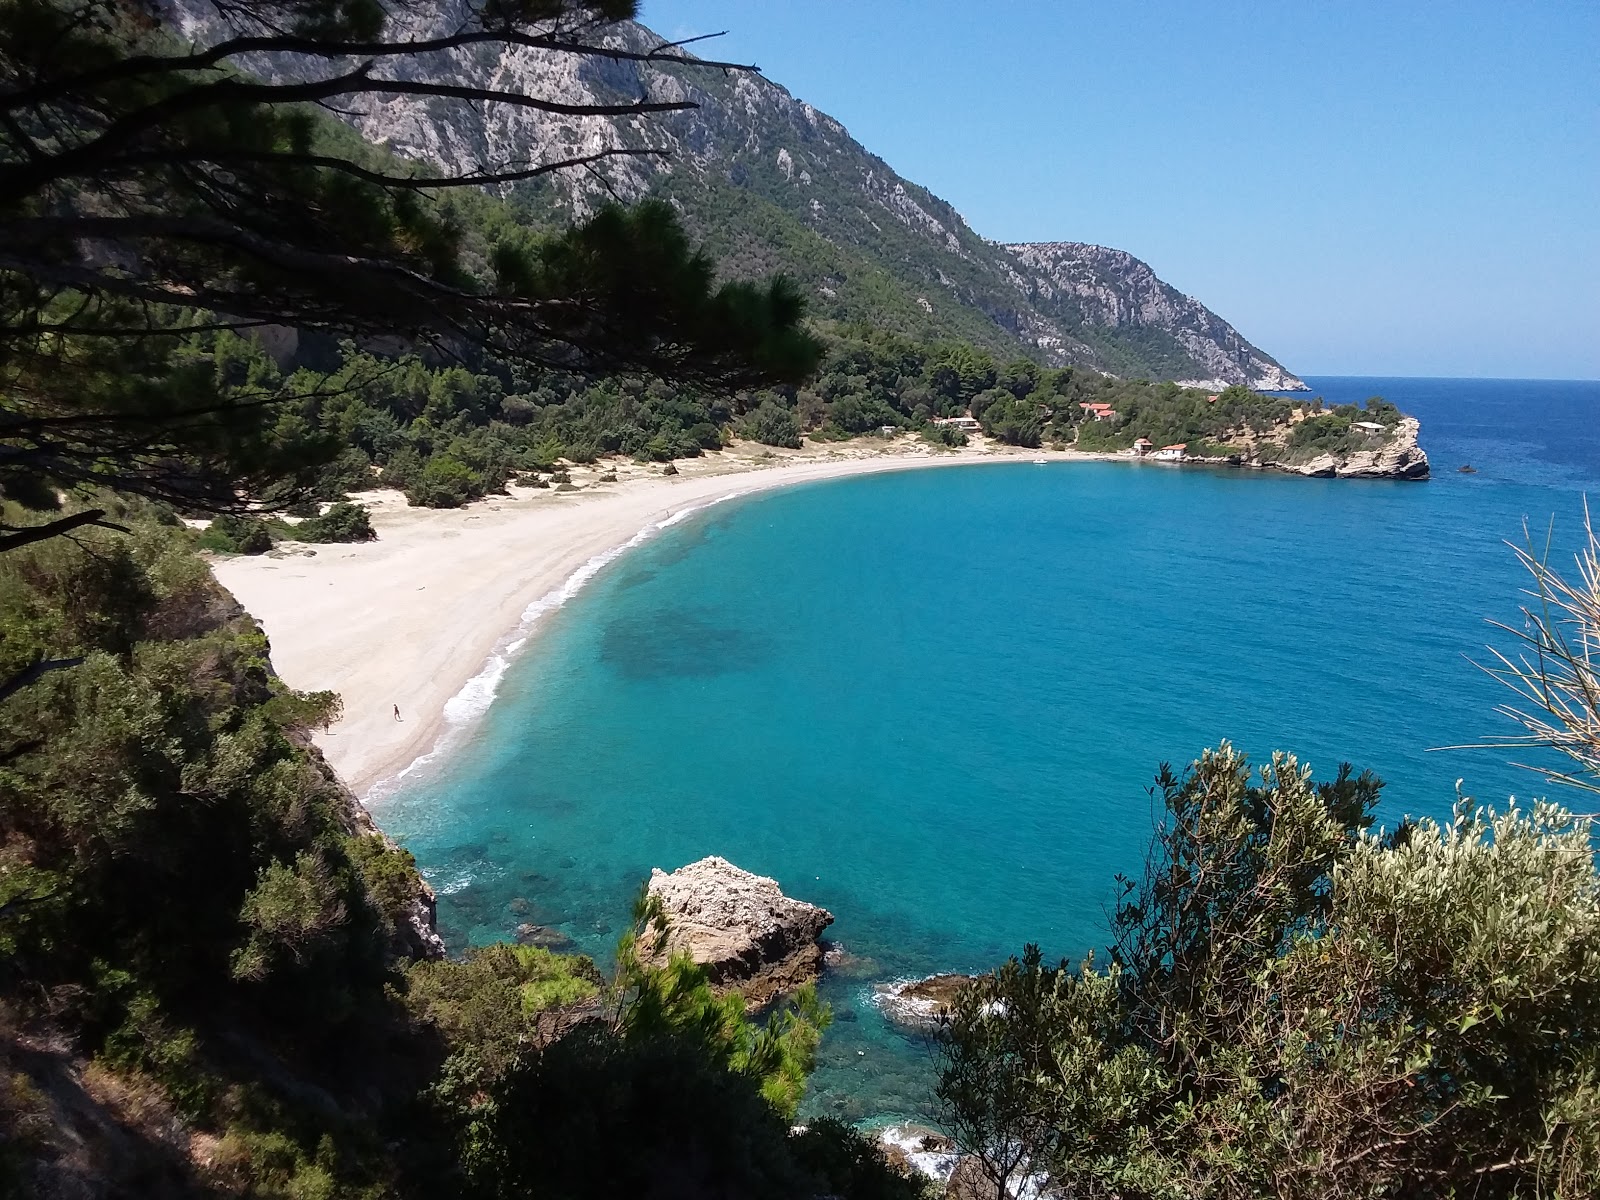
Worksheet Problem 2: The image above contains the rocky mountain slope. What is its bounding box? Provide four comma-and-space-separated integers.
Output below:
165, 2, 1304, 388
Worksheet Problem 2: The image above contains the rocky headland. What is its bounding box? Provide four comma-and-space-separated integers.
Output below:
641, 856, 834, 1007
1172, 414, 1431, 480
1268, 416, 1430, 479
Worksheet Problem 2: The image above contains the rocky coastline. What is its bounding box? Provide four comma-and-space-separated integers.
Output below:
1161, 415, 1430, 481
640, 856, 834, 1007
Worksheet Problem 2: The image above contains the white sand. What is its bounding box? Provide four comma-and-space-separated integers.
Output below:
212, 439, 1107, 798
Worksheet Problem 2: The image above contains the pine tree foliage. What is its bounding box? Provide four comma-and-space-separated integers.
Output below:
0, 0, 821, 547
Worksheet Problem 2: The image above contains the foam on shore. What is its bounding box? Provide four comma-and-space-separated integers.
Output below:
369, 492, 746, 801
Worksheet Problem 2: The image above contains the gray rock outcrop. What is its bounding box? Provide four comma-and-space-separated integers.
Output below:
1274, 416, 1430, 480
1005, 242, 1306, 390
641, 856, 832, 1006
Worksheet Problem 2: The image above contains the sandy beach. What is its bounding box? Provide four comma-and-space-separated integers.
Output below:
212, 438, 1107, 799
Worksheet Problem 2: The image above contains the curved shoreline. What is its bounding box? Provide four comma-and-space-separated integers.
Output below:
213, 441, 1109, 799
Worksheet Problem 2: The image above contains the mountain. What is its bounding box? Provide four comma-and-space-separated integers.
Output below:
167, 4, 1304, 389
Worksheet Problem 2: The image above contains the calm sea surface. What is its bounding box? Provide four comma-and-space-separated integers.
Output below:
378, 376, 1600, 1122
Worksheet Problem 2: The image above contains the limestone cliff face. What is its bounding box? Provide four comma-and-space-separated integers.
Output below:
163, 1, 1303, 387
1005, 242, 1305, 390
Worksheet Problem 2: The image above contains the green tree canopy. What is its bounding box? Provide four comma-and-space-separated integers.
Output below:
0, 0, 821, 547
938, 745, 1600, 1199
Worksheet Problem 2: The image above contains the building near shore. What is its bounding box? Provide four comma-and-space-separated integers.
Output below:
1154, 443, 1188, 461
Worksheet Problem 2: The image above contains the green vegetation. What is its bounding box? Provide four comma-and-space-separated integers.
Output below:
187, 330, 1393, 510
0, 2, 1471, 1196
197, 501, 376, 555
504, 62, 1289, 387
293, 502, 377, 545
938, 738, 1600, 1196
0, 502, 921, 1198
1, 0, 823, 556
0, 2, 926, 1194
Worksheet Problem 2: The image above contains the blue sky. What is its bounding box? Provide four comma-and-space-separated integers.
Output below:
640, 1, 1599, 380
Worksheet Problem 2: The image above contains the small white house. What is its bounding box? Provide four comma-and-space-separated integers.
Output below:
1132, 437, 1155, 457
1353, 420, 1385, 434
1153, 443, 1188, 462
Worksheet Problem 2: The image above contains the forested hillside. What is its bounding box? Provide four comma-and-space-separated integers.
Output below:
0, 2, 925, 1194
167, 0, 1304, 390
190, 320, 1410, 534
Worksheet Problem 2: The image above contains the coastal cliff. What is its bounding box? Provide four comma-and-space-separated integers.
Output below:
642, 856, 833, 1007
331, 752, 447, 962
1268, 415, 1431, 479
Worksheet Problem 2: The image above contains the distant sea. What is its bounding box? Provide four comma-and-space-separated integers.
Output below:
378, 376, 1600, 1123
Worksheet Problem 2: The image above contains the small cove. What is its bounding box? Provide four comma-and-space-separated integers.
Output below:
377, 376, 1600, 1123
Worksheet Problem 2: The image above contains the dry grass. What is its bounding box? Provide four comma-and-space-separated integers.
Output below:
1467, 502, 1600, 799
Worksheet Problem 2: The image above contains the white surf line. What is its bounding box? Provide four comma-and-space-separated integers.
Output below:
365, 491, 748, 804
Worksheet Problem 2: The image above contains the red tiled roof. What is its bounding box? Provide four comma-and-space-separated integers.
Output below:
1162, 443, 1187, 451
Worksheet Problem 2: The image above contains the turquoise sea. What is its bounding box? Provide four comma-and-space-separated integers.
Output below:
377, 376, 1600, 1123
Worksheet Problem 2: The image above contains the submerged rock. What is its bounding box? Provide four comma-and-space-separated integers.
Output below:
874, 974, 977, 1030
515, 923, 577, 953
641, 856, 832, 1007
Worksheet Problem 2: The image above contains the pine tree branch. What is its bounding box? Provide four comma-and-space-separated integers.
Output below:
103, 144, 667, 191
0, 509, 129, 554
2, 65, 695, 200
0, 26, 754, 116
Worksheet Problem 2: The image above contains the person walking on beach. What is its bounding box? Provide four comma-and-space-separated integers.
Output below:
393, 704, 402, 721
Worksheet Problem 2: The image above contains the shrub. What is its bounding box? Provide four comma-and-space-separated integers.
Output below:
198, 514, 274, 555
739, 402, 802, 449
938, 745, 1600, 1199
294, 502, 376, 544
405, 455, 482, 508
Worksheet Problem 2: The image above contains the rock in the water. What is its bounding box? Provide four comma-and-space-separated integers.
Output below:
515, 923, 577, 953
877, 1125, 960, 1186
875, 974, 977, 1029
641, 856, 832, 1006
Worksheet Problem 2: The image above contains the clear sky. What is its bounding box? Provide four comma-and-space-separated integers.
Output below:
640, 1, 1599, 380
